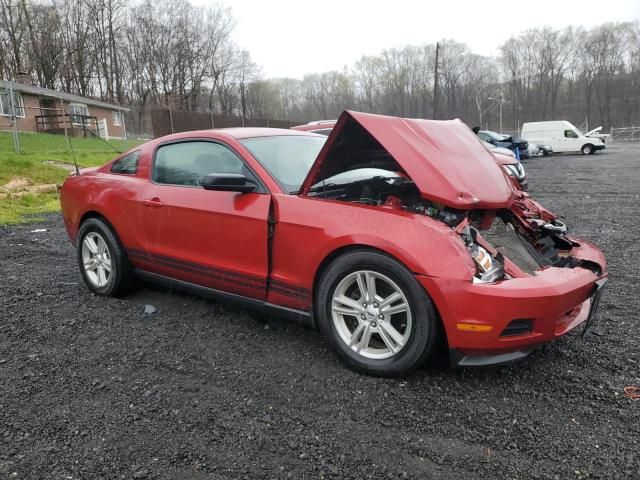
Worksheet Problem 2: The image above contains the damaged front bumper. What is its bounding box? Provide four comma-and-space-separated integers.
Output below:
417, 238, 607, 367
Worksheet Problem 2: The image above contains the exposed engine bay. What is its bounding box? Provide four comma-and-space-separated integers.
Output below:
308, 173, 466, 226
309, 172, 602, 282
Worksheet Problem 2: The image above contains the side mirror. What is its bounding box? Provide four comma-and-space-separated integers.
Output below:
201, 173, 256, 193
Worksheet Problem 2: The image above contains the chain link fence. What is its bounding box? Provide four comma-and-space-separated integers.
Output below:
150, 107, 301, 138
0, 84, 23, 153
610, 126, 640, 142
0, 82, 146, 159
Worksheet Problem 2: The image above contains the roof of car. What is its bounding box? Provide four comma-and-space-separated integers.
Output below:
291, 121, 337, 132
218, 127, 319, 139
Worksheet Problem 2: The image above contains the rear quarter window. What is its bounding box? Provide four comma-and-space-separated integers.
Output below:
110, 150, 141, 174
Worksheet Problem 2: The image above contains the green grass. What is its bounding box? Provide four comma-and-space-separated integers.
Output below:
0, 192, 61, 224
0, 131, 144, 224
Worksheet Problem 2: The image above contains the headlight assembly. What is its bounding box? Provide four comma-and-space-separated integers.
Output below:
460, 225, 505, 283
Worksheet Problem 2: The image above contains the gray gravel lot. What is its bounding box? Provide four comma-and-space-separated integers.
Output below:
1, 144, 639, 479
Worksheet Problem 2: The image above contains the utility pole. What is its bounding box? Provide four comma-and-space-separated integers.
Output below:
499, 95, 503, 134
488, 96, 504, 133
433, 42, 440, 120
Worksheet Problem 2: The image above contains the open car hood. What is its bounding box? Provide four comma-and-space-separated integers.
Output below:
585, 126, 603, 136
299, 111, 513, 209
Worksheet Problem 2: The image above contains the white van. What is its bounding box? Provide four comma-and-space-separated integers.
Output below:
521, 121, 605, 155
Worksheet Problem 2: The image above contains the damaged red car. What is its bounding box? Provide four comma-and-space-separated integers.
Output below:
60, 111, 607, 377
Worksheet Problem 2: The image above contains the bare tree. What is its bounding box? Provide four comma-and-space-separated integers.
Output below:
1, 2, 638, 133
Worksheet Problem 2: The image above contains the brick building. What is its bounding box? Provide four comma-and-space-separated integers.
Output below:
0, 75, 129, 139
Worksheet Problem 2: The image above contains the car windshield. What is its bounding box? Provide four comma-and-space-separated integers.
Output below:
240, 135, 326, 193
483, 130, 504, 141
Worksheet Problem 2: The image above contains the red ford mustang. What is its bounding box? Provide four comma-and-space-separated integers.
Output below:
60, 111, 607, 376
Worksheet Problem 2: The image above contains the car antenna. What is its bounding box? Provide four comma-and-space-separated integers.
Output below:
67, 134, 80, 176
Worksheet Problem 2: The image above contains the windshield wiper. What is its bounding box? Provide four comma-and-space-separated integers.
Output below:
306, 182, 339, 194
290, 183, 337, 195
294, 176, 405, 195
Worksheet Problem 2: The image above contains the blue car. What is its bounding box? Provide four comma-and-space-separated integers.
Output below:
475, 129, 530, 160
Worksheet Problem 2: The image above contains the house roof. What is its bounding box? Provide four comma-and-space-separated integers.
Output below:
0, 80, 129, 112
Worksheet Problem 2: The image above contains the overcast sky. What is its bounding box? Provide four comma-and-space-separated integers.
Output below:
195, 0, 640, 79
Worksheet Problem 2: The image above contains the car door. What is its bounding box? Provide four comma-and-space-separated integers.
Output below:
562, 129, 580, 153
136, 139, 271, 300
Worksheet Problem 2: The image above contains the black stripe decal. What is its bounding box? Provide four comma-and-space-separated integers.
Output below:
269, 285, 311, 300
127, 249, 264, 292
128, 247, 265, 283
270, 279, 311, 295
126, 247, 311, 302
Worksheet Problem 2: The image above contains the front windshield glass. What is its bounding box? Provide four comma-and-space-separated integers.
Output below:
240, 135, 326, 193
484, 131, 504, 141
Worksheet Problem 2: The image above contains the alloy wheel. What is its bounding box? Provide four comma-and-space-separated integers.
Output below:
81, 232, 112, 288
331, 270, 412, 360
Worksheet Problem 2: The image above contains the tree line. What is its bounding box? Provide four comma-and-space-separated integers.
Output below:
1, 0, 639, 133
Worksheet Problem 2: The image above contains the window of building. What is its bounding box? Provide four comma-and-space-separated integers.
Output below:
110, 150, 141, 175
68, 103, 89, 125
153, 141, 251, 187
113, 111, 123, 126
0, 89, 25, 118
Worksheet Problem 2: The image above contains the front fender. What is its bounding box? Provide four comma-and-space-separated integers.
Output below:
270, 195, 475, 310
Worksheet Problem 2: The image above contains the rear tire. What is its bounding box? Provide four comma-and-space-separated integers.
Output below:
581, 144, 593, 155
77, 217, 134, 297
316, 250, 440, 377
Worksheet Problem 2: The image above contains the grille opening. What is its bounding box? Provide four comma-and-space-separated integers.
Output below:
501, 319, 533, 337
478, 218, 542, 274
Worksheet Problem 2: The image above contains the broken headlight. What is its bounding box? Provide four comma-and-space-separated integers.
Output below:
460, 226, 505, 283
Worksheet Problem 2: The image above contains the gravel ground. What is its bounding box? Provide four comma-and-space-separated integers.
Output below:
1, 144, 639, 479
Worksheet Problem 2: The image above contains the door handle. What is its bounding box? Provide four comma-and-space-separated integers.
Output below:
143, 197, 163, 207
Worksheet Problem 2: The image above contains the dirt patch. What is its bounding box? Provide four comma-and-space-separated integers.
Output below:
2, 177, 32, 191
0, 176, 58, 200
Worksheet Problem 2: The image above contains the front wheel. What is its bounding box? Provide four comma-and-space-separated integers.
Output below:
316, 250, 440, 377
581, 144, 593, 155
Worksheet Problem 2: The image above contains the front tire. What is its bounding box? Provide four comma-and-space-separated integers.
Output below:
581, 144, 593, 155
77, 217, 134, 297
316, 250, 440, 377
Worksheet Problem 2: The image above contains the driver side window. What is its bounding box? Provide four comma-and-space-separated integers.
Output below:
153, 141, 246, 186
564, 129, 578, 139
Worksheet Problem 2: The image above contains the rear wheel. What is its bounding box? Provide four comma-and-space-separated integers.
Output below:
581, 144, 593, 155
77, 218, 134, 297
316, 250, 440, 377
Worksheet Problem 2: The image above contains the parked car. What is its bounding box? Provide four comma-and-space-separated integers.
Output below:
584, 126, 610, 144
474, 129, 530, 159
527, 142, 553, 157
521, 121, 605, 155
60, 111, 607, 377
291, 120, 336, 135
